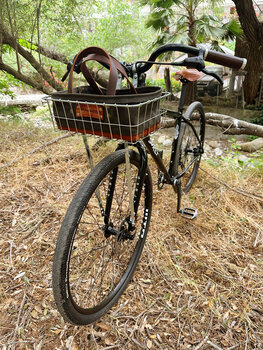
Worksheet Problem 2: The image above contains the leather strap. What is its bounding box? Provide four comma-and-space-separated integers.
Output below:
80, 52, 117, 95
81, 53, 137, 95
68, 46, 117, 94
68, 46, 137, 95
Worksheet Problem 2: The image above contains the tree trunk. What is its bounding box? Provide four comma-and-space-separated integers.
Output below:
235, 37, 263, 105
184, 7, 197, 104
0, 61, 51, 94
164, 67, 172, 100
1, 22, 63, 91
29, 43, 68, 64
232, 0, 263, 104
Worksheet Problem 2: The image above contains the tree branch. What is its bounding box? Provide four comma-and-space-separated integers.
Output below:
29, 43, 68, 63
5, 0, 21, 72
0, 61, 51, 94
1, 22, 63, 91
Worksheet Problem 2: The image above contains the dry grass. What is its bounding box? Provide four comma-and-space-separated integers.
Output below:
0, 119, 263, 350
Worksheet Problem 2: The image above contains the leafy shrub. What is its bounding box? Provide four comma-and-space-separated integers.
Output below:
0, 72, 22, 98
251, 108, 263, 126
146, 77, 181, 93
0, 105, 22, 116
247, 105, 263, 126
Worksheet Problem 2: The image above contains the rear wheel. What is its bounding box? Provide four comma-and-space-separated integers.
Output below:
52, 149, 152, 325
174, 102, 205, 193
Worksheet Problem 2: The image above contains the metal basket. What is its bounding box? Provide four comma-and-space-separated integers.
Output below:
45, 92, 169, 142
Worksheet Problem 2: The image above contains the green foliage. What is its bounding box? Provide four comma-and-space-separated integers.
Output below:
83, 1, 153, 61
228, 137, 241, 150
32, 0, 152, 61
251, 108, 263, 126
146, 76, 181, 93
221, 19, 243, 40
0, 105, 22, 116
0, 72, 23, 97
1, 0, 154, 92
246, 105, 263, 126
140, 0, 242, 49
247, 135, 258, 142
208, 137, 263, 171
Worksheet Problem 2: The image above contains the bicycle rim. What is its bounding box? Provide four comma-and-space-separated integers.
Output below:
175, 102, 205, 193
52, 149, 152, 325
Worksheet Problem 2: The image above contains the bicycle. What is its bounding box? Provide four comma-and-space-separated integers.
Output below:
47, 43, 246, 325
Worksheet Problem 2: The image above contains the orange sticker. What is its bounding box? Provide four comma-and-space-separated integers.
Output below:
76, 104, 104, 120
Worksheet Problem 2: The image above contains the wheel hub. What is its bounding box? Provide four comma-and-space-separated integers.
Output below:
103, 218, 135, 240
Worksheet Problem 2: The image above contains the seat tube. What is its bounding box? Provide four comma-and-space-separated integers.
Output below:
178, 79, 188, 114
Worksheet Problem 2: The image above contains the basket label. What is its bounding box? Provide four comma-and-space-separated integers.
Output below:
76, 104, 104, 120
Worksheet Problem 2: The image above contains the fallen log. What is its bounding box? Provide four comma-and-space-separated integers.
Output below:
161, 112, 263, 138
0, 94, 46, 106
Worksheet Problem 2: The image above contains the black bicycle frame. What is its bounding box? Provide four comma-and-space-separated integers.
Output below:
102, 79, 202, 222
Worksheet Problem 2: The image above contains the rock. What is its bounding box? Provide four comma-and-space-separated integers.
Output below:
163, 139, 172, 147
158, 136, 166, 144
204, 144, 212, 153
208, 141, 221, 149
240, 138, 263, 153
237, 154, 248, 162
0, 93, 46, 106
214, 147, 223, 156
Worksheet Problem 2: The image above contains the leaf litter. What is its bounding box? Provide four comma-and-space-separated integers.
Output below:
0, 120, 263, 349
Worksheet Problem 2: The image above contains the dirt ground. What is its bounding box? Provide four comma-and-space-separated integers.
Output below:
0, 120, 263, 349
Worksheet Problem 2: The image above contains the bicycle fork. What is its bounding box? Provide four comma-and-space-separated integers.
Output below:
104, 141, 148, 238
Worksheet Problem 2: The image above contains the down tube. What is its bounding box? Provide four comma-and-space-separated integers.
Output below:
143, 136, 172, 184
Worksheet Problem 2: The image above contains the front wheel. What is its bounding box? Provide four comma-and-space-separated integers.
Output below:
52, 149, 152, 325
174, 102, 205, 193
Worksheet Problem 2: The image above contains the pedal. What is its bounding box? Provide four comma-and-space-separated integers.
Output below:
180, 207, 197, 220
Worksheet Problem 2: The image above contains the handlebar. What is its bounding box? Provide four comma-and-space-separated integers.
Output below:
62, 43, 247, 83
136, 43, 246, 74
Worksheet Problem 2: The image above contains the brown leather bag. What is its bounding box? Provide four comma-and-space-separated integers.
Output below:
51, 46, 163, 141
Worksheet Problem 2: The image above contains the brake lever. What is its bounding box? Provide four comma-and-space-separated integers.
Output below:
184, 48, 206, 71
201, 69, 223, 85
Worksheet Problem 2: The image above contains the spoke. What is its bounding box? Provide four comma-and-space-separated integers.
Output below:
111, 166, 128, 223
70, 240, 110, 289
86, 205, 104, 231
66, 154, 149, 313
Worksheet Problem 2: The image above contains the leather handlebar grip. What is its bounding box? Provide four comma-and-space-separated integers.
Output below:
205, 50, 247, 70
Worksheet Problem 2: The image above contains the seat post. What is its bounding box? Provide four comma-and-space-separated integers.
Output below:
178, 79, 188, 114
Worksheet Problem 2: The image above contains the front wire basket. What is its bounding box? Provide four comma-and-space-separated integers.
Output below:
45, 92, 170, 142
